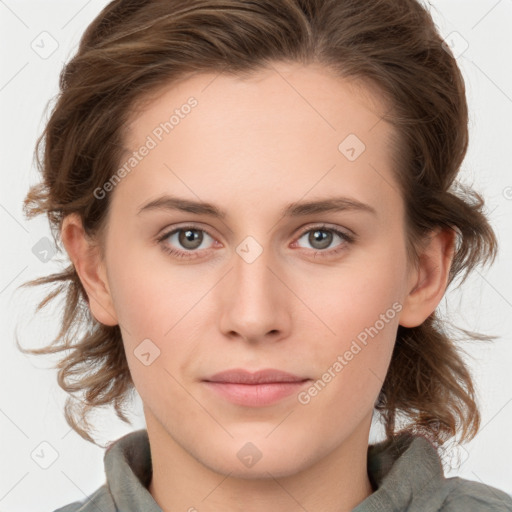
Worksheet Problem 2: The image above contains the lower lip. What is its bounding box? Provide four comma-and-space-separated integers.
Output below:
202, 380, 311, 407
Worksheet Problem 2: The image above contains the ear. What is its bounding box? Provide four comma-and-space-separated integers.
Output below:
399, 227, 456, 328
60, 213, 118, 326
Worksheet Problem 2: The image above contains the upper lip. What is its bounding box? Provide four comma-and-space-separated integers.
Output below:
204, 368, 309, 384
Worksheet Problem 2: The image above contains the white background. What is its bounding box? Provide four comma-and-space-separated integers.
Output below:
1, 1, 511, 510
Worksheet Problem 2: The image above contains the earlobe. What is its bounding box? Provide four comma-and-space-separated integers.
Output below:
60, 213, 118, 326
398, 227, 455, 328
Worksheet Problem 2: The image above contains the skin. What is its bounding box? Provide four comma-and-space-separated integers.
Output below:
61, 62, 454, 512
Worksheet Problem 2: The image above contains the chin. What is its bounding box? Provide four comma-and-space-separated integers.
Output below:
196, 437, 319, 480
207, 457, 309, 480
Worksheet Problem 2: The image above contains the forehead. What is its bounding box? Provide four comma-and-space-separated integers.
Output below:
125, 62, 391, 143
113, 62, 401, 222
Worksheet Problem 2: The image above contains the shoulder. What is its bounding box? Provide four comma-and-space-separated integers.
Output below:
51, 484, 115, 512
440, 476, 512, 511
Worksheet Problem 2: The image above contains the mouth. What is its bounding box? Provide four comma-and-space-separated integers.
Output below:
202, 368, 312, 407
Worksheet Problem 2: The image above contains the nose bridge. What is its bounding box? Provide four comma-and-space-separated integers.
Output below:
232, 238, 280, 311
219, 235, 290, 340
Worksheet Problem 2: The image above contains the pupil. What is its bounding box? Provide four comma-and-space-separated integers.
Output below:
180, 229, 202, 249
311, 229, 331, 249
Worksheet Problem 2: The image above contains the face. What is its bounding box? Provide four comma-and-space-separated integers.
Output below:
93, 62, 415, 478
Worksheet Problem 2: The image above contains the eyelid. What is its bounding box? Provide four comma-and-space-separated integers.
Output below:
294, 222, 355, 239
156, 222, 220, 247
157, 222, 353, 242
292, 224, 356, 253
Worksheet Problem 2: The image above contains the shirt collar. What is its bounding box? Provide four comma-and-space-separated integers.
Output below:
104, 429, 161, 512
354, 432, 449, 511
104, 429, 448, 512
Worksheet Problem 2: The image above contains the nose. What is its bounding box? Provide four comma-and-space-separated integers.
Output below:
218, 245, 292, 344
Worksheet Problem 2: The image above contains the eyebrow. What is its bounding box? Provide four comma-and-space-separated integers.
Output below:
137, 194, 377, 218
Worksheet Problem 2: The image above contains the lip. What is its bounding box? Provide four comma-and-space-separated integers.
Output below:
202, 368, 311, 407
205, 368, 308, 384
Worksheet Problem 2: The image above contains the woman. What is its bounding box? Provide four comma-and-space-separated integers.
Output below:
18, 0, 512, 510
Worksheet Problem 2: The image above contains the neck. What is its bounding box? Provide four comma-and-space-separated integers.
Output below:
146, 412, 374, 512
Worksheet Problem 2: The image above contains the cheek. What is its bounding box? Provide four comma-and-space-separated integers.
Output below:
307, 248, 406, 344
105, 245, 211, 385
297, 271, 402, 437
300, 244, 407, 397
106, 241, 199, 337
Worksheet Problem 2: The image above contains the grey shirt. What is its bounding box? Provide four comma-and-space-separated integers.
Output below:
54, 429, 512, 511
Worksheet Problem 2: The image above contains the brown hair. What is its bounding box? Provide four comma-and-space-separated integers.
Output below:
17, 0, 497, 447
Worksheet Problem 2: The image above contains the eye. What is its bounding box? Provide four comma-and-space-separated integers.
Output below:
157, 223, 355, 260
294, 225, 355, 256
157, 225, 217, 259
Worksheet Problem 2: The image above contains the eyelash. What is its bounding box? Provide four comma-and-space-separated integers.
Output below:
156, 224, 356, 260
